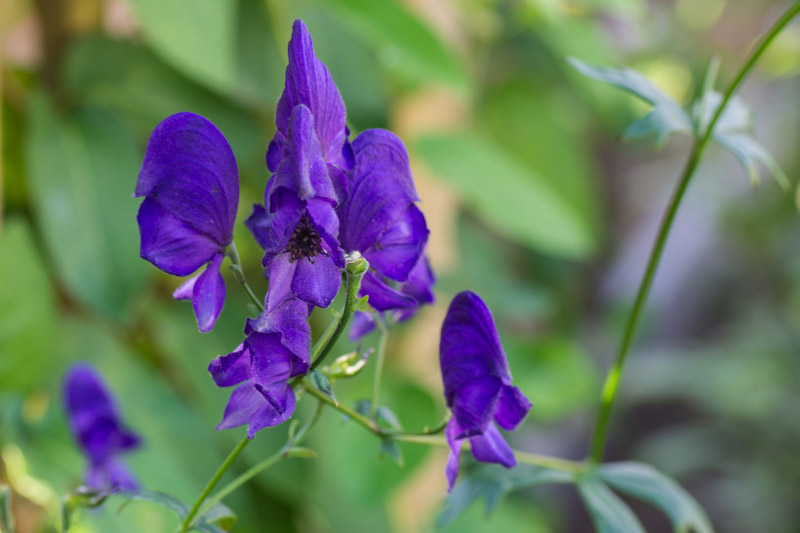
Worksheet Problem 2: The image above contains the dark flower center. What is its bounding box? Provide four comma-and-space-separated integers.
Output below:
286, 213, 325, 262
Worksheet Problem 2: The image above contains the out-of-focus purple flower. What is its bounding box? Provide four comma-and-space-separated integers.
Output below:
208, 291, 311, 437
439, 291, 532, 491
136, 112, 239, 333
339, 130, 433, 340
63, 363, 141, 492
248, 105, 345, 308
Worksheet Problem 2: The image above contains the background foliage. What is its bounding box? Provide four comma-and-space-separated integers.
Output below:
1, 0, 799, 531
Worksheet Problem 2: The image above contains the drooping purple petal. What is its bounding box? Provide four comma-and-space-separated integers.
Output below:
86, 458, 139, 492
363, 203, 428, 281
209, 344, 250, 387
292, 252, 342, 308
359, 272, 416, 312
245, 203, 273, 251
449, 375, 503, 437
395, 254, 436, 322
192, 253, 226, 333
137, 198, 223, 276
468, 423, 516, 468
247, 383, 296, 438
273, 20, 348, 170
445, 418, 465, 491
172, 273, 198, 301
137, 112, 238, 249
216, 382, 263, 431
348, 311, 377, 342
248, 332, 294, 388
494, 385, 532, 431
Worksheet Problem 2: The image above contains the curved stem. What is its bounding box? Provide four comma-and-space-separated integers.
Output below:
225, 242, 264, 312
369, 322, 390, 419
589, 2, 800, 463
179, 434, 250, 532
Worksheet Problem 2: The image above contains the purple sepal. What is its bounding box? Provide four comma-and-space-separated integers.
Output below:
63, 364, 141, 492
439, 292, 531, 489
348, 311, 377, 342
358, 272, 416, 312
172, 253, 226, 333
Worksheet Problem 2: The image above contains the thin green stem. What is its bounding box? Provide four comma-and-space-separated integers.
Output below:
179, 435, 250, 532
590, 2, 800, 463
225, 242, 264, 312
197, 401, 325, 518
369, 322, 389, 419
303, 379, 383, 434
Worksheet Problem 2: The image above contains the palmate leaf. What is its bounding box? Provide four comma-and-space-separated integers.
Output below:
568, 57, 693, 146
577, 475, 646, 533
436, 463, 573, 529
597, 462, 713, 533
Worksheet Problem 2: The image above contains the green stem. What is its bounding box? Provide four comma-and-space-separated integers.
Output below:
369, 322, 390, 419
179, 434, 250, 532
225, 242, 264, 312
589, 2, 800, 463
303, 379, 383, 434
197, 401, 325, 518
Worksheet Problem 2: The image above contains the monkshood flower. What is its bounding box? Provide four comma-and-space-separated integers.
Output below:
208, 288, 311, 437
248, 104, 346, 308
439, 291, 532, 491
136, 112, 239, 333
63, 363, 141, 492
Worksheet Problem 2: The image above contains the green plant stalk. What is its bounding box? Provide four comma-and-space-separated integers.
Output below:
179, 434, 250, 532
589, 1, 800, 463
369, 322, 390, 419
225, 242, 264, 312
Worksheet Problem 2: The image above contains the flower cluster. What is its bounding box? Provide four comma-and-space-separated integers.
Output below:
63, 363, 142, 492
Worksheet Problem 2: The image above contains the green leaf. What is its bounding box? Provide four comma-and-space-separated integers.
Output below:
25, 92, 149, 319
310, 370, 337, 405
62, 486, 115, 531
126, 0, 236, 95
198, 502, 236, 531
597, 462, 713, 533
191, 523, 227, 533
569, 57, 693, 146
322, 0, 468, 91
353, 399, 372, 417
0, 218, 56, 393
118, 491, 189, 518
285, 447, 318, 459
0, 485, 14, 533
379, 436, 404, 467
437, 463, 573, 529
577, 475, 645, 533
376, 406, 402, 431
417, 132, 596, 258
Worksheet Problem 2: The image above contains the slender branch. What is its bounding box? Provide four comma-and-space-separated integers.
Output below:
225, 242, 264, 312
369, 321, 390, 419
589, 2, 800, 463
179, 435, 250, 532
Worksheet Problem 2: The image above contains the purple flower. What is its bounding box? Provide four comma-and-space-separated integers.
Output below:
439, 291, 532, 490
63, 363, 141, 492
136, 112, 239, 333
208, 291, 311, 437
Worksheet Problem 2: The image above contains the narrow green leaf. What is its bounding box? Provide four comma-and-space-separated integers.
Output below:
437, 463, 573, 529
715, 132, 789, 188
376, 406, 402, 431
190, 523, 227, 533
353, 399, 372, 417
198, 502, 236, 531
117, 491, 189, 519
569, 57, 693, 145
598, 462, 713, 533
577, 475, 645, 533
379, 437, 404, 467
0, 485, 14, 533
417, 132, 595, 258
285, 447, 318, 459
309, 370, 337, 405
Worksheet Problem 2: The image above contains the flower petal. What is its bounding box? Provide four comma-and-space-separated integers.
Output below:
395, 254, 435, 322
348, 311, 377, 342
275, 20, 347, 167
247, 382, 296, 437
449, 375, 503, 437
248, 332, 294, 387
468, 423, 516, 468
216, 382, 263, 431
172, 273, 199, 300
208, 344, 250, 387
364, 203, 428, 281
359, 272, 416, 312
247, 296, 311, 373
136, 112, 238, 247
137, 198, 221, 276
192, 253, 226, 333
292, 253, 341, 308
245, 203, 272, 250
445, 418, 465, 491
494, 385, 532, 431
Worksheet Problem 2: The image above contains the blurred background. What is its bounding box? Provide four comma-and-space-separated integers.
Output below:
2, 0, 800, 531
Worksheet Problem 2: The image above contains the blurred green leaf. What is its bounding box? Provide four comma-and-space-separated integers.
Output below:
198, 501, 237, 531
126, 0, 236, 95
437, 463, 573, 529
417, 132, 595, 258
0, 218, 56, 392
569, 58, 693, 146
285, 446, 318, 459
379, 436, 404, 467
577, 474, 645, 533
597, 462, 713, 533
321, 0, 468, 91
118, 491, 188, 518
376, 406, 402, 431
0, 485, 13, 533
191, 523, 226, 533
25, 93, 149, 319
310, 370, 337, 405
